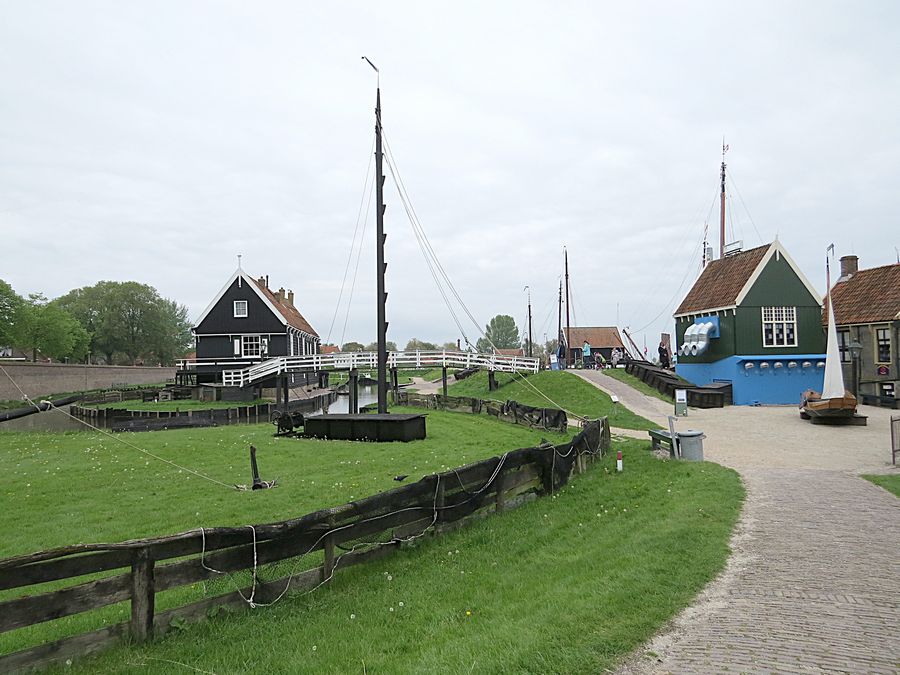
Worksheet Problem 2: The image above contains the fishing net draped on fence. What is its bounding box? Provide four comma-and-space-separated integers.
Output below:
397, 391, 569, 433
0, 418, 609, 673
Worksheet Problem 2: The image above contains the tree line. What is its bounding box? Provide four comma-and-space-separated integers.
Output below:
0, 279, 192, 366
331, 314, 554, 355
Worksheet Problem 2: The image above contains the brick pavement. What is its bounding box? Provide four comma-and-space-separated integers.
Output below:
574, 371, 900, 674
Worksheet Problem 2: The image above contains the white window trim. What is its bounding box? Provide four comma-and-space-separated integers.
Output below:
233, 300, 248, 318
761, 306, 798, 348
874, 324, 891, 365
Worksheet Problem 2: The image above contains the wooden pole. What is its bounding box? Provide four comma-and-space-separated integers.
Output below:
565, 248, 571, 367
442, 366, 448, 396
130, 547, 154, 642
374, 83, 389, 414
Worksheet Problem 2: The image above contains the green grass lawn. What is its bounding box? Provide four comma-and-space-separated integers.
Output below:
601, 368, 675, 403
86, 398, 272, 412
863, 474, 900, 498
0, 410, 573, 654
447, 370, 659, 431
57, 437, 743, 674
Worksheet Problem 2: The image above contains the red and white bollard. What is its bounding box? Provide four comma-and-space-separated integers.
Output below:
616, 450, 623, 473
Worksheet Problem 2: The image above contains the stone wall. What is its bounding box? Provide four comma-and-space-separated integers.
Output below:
0, 362, 175, 400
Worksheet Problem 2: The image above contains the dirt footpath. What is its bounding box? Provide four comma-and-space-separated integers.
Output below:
575, 371, 900, 674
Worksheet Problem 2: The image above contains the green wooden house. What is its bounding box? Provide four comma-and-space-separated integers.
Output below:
674, 240, 825, 404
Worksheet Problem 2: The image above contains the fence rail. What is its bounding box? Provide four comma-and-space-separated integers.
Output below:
0, 418, 608, 673
177, 350, 539, 387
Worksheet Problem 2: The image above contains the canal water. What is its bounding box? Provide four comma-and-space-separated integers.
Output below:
0, 386, 380, 433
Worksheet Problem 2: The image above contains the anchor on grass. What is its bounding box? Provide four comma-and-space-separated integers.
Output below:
246, 444, 276, 490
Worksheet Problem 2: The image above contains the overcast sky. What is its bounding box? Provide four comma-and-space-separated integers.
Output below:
2, 1, 898, 351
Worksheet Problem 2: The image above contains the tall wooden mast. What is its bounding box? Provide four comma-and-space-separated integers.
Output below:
525, 286, 533, 357
719, 141, 728, 259
564, 248, 571, 367
365, 57, 389, 414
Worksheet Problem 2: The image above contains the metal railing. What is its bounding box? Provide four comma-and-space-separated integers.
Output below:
204, 350, 540, 387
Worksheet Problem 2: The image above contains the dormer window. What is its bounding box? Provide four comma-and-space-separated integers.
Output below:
234, 300, 248, 318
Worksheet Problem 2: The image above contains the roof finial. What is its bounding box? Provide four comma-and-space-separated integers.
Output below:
237, 253, 242, 270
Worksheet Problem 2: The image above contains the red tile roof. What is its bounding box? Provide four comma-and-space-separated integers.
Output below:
495, 347, 525, 357
320, 344, 340, 354
829, 262, 900, 325
674, 244, 770, 315
564, 327, 624, 349
251, 278, 319, 337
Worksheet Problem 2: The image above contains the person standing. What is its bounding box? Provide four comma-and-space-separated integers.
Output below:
658, 341, 670, 369
582, 341, 591, 368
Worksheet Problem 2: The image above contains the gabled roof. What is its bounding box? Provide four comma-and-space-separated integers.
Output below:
321, 344, 340, 354
564, 327, 624, 349
193, 268, 318, 337
674, 240, 821, 316
674, 244, 770, 316
830, 262, 900, 325
495, 347, 525, 357
250, 278, 318, 337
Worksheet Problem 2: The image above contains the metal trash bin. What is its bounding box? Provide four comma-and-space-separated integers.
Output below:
677, 429, 705, 461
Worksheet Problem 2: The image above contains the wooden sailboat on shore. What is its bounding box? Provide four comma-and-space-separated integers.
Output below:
800, 246, 858, 420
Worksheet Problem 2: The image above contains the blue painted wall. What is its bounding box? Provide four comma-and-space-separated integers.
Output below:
677, 354, 826, 405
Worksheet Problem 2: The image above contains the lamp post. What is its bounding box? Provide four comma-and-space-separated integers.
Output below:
849, 339, 863, 398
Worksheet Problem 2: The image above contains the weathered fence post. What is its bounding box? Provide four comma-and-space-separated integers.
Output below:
442, 366, 448, 396
322, 534, 336, 584
494, 461, 507, 513
130, 547, 155, 642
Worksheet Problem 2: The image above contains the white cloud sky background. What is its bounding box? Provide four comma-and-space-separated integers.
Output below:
2, 1, 898, 351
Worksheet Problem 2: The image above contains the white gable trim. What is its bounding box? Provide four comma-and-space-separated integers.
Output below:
733, 240, 822, 308
193, 269, 288, 329
673, 304, 737, 319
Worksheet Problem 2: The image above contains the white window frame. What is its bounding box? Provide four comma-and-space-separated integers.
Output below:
761, 306, 797, 348
837, 329, 851, 363
242, 335, 262, 357
233, 300, 248, 318
874, 325, 891, 364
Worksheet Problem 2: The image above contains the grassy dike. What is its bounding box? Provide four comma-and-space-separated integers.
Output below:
448, 370, 660, 431
58, 438, 744, 674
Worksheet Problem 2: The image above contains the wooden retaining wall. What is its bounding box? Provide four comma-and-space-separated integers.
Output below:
395, 391, 571, 433
0, 419, 609, 673
624, 360, 731, 408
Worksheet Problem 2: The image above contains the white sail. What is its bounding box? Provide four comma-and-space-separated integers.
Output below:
821, 290, 845, 399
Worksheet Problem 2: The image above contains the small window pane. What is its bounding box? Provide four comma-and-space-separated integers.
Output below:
234, 301, 248, 318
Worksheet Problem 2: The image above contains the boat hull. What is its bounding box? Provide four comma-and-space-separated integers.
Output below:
800, 389, 858, 418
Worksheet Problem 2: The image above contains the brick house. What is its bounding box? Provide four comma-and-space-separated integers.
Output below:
829, 255, 899, 403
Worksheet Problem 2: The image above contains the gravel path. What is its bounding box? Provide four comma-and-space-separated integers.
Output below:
573, 372, 900, 674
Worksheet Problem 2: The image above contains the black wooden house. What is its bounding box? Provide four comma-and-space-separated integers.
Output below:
181, 269, 319, 386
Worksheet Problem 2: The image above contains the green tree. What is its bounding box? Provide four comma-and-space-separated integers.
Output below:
404, 338, 438, 351
475, 315, 520, 352
545, 338, 559, 356
150, 299, 192, 365
16, 294, 90, 362
341, 341, 364, 352
0, 279, 24, 347
56, 281, 192, 365
364, 341, 398, 352
442, 341, 460, 351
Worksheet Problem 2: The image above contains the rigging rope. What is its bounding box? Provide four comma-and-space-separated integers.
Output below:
0, 364, 242, 491
379, 130, 584, 419
325, 137, 376, 347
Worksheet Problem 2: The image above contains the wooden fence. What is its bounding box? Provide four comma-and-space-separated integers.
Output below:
0, 419, 609, 673
396, 391, 570, 433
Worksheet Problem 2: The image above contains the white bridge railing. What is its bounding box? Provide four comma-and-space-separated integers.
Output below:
198, 351, 539, 388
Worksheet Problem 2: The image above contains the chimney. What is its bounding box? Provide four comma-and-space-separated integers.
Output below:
276, 287, 286, 303
287, 290, 294, 307
257, 276, 266, 288
839, 255, 858, 281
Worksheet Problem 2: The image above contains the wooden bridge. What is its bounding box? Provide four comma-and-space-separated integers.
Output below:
178, 351, 540, 388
